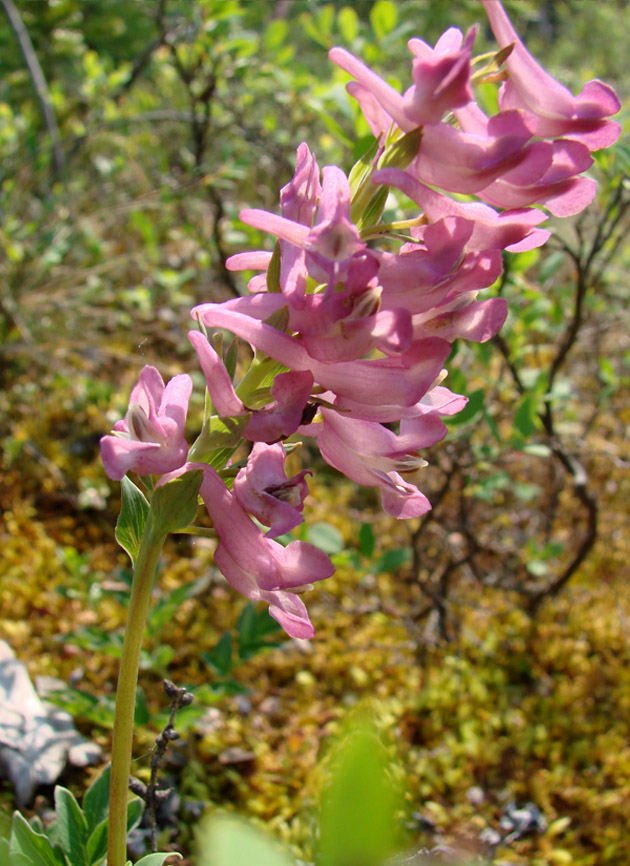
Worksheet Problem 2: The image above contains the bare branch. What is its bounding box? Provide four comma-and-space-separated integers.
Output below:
1, 0, 65, 174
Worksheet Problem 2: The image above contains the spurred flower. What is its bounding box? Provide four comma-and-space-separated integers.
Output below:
188, 330, 313, 443
162, 464, 333, 639
482, 0, 621, 150
329, 26, 476, 136
373, 167, 551, 252
234, 442, 310, 538
192, 303, 451, 411
100, 366, 191, 481
314, 409, 448, 518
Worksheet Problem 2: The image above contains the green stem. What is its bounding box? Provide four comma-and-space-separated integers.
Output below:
107, 515, 166, 866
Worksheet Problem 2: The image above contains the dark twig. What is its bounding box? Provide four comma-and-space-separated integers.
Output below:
129, 679, 194, 853
0, 0, 65, 174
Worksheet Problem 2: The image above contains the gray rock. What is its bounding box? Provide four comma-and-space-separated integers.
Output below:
0, 640, 101, 805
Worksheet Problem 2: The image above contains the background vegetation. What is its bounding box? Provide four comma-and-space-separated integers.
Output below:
0, 1, 629, 864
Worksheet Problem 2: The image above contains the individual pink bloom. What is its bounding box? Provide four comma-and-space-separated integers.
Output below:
331, 382, 468, 425
279, 142, 322, 304
373, 167, 551, 252
165, 463, 333, 639
413, 110, 546, 195
454, 103, 597, 217
403, 26, 476, 125
234, 442, 310, 538
315, 409, 448, 518
280, 141, 321, 226
480, 141, 597, 216
482, 0, 621, 150
191, 303, 451, 410
239, 165, 365, 298
100, 366, 191, 481
188, 330, 313, 443
410, 295, 508, 344
374, 216, 503, 314
329, 26, 475, 136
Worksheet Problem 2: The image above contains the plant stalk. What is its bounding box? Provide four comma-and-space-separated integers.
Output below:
107, 515, 166, 866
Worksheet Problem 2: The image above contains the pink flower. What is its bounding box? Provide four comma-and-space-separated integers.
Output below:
188, 330, 313, 443
239, 164, 366, 297
192, 303, 451, 411
315, 409, 448, 518
100, 366, 191, 481
329, 26, 476, 136
234, 442, 310, 538
412, 109, 544, 195
482, 0, 621, 150
374, 216, 503, 314
373, 167, 551, 252
164, 464, 333, 639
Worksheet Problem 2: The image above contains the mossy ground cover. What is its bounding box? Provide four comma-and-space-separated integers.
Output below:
1, 436, 629, 865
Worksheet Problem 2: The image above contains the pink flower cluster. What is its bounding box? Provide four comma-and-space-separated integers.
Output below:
100, 2, 620, 639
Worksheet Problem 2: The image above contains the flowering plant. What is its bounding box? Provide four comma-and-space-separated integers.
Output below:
96, 4, 620, 863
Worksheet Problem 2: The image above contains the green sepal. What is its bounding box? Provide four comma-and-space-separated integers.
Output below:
266, 242, 282, 292
54, 786, 89, 866
115, 477, 150, 565
151, 469, 203, 535
356, 186, 389, 232
378, 127, 422, 170
349, 138, 381, 223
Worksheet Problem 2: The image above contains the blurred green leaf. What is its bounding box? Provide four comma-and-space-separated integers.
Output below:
54, 787, 89, 866
196, 813, 294, 866
307, 522, 345, 555
359, 522, 375, 558
375, 547, 411, 574
317, 714, 401, 866
370, 0, 398, 39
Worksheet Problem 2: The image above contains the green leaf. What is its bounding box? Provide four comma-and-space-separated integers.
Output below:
84, 766, 111, 833
196, 813, 294, 866
86, 798, 144, 866
55, 787, 89, 866
375, 547, 411, 574
539, 250, 565, 284
10, 813, 65, 866
115, 477, 150, 565
358, 523, 375, 558
306, 522, 345, 555
447, 389, 484, 426
133, 855, 181, 866
151, 469, 203, 535
337, 6, 359, 43
126, 799, 144, 835
369, 0, 398, 39
86, 821, 107, 865
317, 715, 401, 866
237, 603, 283, 660
513, 392, 540, 439
203, 632, 233, 677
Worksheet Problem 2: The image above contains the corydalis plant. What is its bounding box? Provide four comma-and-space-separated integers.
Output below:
98, 4, 620, 864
